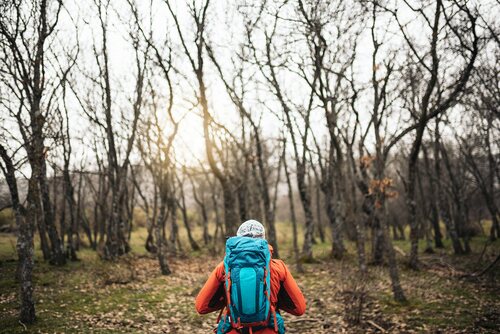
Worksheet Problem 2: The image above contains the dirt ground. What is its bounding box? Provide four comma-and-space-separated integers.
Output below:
0, 231, 499, 334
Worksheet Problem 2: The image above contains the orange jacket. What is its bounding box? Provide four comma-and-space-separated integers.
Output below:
195, 248, 306, 333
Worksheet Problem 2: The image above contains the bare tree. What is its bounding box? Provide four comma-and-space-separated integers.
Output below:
205, 25, 282, 256
382, 0, 480, 268
164, 0, 241, 238
363, 1, 406, 301
79, 0, 149, 258
295, 0, 366, 259
458, 45, 500, 240
0, 145, 36, 323
247, 2, 317, 261
177, 171, 200, 250
282, 139, 303, 273
187, 168, 211, 246
434, 117, 464, 254
0, 0, 66, 266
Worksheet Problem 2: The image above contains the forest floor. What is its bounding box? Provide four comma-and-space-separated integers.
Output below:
0, 225, 499, 334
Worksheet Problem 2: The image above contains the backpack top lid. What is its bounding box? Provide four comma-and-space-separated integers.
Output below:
224, 236, 270, 267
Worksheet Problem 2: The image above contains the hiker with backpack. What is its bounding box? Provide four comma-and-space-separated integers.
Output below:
195, 220, 306, 334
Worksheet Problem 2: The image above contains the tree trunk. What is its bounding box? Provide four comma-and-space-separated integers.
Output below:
179, 182, 200, 251
323, 184, 345, 259
211, 187, 223, 248
407, 126, 425, 270
19, 184, 36, 323
382, 203, 406, 302
0, 145, 36, 323
146, 186, 158, 253
181, 204, 200, 251
34, 191, 51, 261
255, 132, 280, 258
201, 202, 210, 246
168, 198, 179, 254
38, 156, 65, 265
237, 181, 247, 222
422, 145, 444, 248
63, 162, 78, 261
283, 152, 303, 272
315, 182, 325, 243
490, 214, 500, 241
156, 199, 171, 275
332, 164, 346, 259
439, 142, 466, 255
221, 183, 238, 237
54, 170, 62, 250
297, 163, 315, 262
371, 216, 385, 265
347, 148, 366, 272
104, 175, 132, 258
263, 183, 280, 258
485, 120, 500, 240
355, 149, 383, 265
355, 215, 367, 273
188, 175, 209, 246
198, 62, 238, 237
416, 161, 434, 254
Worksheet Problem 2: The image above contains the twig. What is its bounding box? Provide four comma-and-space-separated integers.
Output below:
461, 253, 500, 278
393, 246, 406, 257
367, 320, 386, 332
18, 320, 27, 331
475, 254, 500, 276
476, 240, 491, 264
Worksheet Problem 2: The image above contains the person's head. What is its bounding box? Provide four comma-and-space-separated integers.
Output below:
237, 220, 266, 239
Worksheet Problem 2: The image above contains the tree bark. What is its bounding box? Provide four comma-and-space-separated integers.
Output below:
189, 174, 210, 246
63, 153, 78, 261
156, 196, 171, 275
283, 146, 303, 273
382, 202, 406, 302
37, 158, 65, 265
19, 183, 37, 323
178, 179, 200, 251
315, 181, 325, 243
34, 189, 51, 261
0, 145, 36, 323
168, 195, 179, 254
297, 162, 315, 262
435, 122, 463, 254
407, 125, 426, 269
422, 145, 444, 248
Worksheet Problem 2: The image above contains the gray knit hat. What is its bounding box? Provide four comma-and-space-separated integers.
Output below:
237, 220, 266, 239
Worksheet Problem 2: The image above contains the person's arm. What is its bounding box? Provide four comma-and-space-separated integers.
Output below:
195, 262, 226, 314
276, 261, 306, 316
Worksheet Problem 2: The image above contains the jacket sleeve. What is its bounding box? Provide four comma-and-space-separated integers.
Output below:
195, 261, 226, 314
276, 261, 306, 316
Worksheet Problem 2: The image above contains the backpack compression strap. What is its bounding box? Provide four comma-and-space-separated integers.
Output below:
224, 268, 276, 332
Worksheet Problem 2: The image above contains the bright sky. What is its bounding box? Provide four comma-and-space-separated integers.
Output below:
2, 0, 495, 174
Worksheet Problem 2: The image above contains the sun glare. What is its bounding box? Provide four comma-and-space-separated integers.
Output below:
175, 111, 206, 166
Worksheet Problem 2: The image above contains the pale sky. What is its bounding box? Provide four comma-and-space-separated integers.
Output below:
2, 0, 495, 175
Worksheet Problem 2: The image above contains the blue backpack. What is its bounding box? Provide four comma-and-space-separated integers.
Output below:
216, 236, 285, 334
